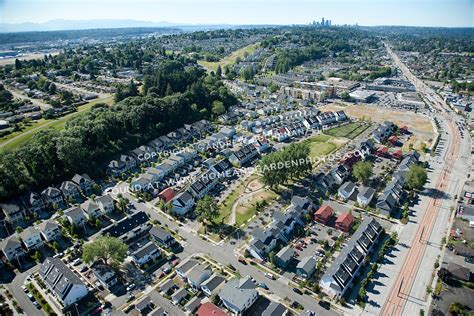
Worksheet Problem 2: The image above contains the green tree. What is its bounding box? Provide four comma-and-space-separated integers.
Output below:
82, 236, 128, 266
352, 161, 373, 184
211, 100, 226, 117
406, 165, 428, 190
340, 91, 350, 100
52, 241, 60, 253
32, 250, 42, 262
195, 195, 219, 226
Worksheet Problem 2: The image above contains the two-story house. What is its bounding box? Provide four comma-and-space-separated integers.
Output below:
1, 202, 27, 225
19, 226, 43, 250
219, 277, 258, 315
38, 220, 61, 242
41, 187, 65, 208
0, 237, 25, 262
131, 242, 161, 266
80, 200, 101, 220
95, 194, 115, 215
64, 207, 86, 227
72, 174, 95, 196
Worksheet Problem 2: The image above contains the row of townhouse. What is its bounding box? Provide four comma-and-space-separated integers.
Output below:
62, 194, 115, 226
0, 220, 61, 262
247, 196, 315, 261
101, 211, 151, 244
320, 217, 383, 298
240, 109, 347, 140
172, 158, 235, 216
0, 173, 96, 226
315, 140, 374, 193
130, 149, 199, 192
107, 119, 213, 177
376, 151, 420, 216
39, 257, 89, 309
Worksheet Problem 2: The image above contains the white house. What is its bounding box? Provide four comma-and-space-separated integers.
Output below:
0, 237, 25, 262
19, 226, 43, 250
96, 194, 115, 214
80, 200, 101, 220
131, 242, 161, 266
172, 191, 195, 215
39, 257, 89, 308
219, 277, 258, 314
357, 187, 375, 207
38, 220, 61, 242
64, 207, 86, 227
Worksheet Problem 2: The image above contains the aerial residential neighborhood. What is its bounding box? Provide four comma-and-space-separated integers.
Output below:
0, 1, 472, 316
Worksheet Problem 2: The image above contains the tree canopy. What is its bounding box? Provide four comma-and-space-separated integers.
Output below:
406, 164, 428, 190
259, 142, 312, 190
82, 235, 128, 266
352, 161, 373, 184
195, 195, 219, 225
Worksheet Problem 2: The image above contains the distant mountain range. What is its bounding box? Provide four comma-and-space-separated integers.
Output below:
0, 19, 225, 33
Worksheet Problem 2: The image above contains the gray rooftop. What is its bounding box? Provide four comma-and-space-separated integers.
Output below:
219, 277, 257, 311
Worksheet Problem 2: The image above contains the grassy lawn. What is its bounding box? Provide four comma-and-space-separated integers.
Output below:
214, 175, 261, 224
235, 190, 277, 227
309, 142, 337, 158
324, 122, 370, 139
198, 43, 259, 72
304, 134, 339, 158
0, 96, 114, 152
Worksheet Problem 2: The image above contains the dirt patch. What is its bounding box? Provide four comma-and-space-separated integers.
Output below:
321, 103, 435, 149
246, 178, 264, 193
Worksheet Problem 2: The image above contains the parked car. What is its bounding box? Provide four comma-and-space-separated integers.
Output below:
318, 300, 331, 310
72, 258, 82, 266
265, 273, 275, 280
80, 266, 89, 273
292, 288, 303, 295
258, 283, 268, 290
238, 257, 247, 265
21, 286, 28, 293
33, 301, 41, 309
126, 283, 136, 291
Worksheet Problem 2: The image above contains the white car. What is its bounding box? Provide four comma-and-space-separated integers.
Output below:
126, 283, 136, 291
264, 273, 275, 280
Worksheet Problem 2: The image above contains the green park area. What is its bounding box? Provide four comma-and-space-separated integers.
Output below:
0, 96, 114, 152
323, 121, 370, 139
304, 134, 341, 161
198, 43, 259, 73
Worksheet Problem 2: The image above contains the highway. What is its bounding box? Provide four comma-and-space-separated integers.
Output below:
379, 43, 471, 316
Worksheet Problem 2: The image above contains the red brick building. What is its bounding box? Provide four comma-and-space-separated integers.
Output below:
197, 302, 228, 316
335, 212, 355, 232
314, 205, 334, 224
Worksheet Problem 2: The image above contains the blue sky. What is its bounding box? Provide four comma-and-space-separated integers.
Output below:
0, 0, 473, 26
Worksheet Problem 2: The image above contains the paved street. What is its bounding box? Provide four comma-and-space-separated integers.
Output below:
119, 192, 340, 315
6, 267, 39, 316
368, 43, 472, 316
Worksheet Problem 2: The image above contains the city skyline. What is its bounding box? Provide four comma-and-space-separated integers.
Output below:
0, 0, 473, 28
